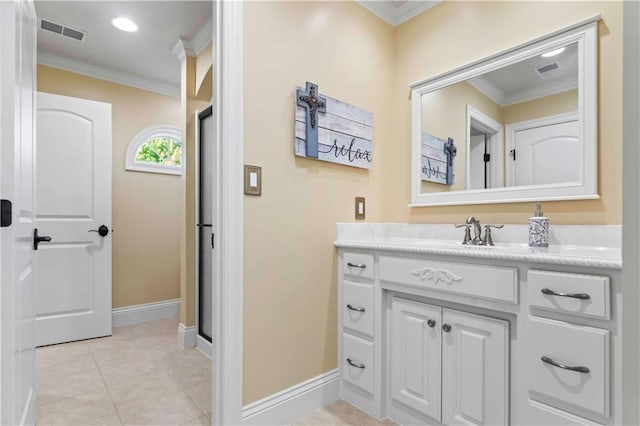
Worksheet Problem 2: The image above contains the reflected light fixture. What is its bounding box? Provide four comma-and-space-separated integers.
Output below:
112, 17, 138, 32
541, 47, 565, 58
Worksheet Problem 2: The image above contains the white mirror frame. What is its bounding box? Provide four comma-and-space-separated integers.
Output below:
410, 16, 599, 207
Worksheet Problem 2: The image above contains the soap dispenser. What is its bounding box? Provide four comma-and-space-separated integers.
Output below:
529, 203, 549, 247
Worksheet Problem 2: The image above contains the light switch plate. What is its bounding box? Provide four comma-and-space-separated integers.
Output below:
244, 165, 262, 196
355, 197, 365, 220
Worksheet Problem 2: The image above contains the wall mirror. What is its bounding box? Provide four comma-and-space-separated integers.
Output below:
410, 17, 599, 206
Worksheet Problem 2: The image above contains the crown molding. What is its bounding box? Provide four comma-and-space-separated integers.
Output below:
357, 1, 440, 27
468, 74, 578, 107
467, 76, 506, 106
172, 18, 212, 61
37, 51, 180, 98
172, 38, 195, 61
191, 18, 212, 56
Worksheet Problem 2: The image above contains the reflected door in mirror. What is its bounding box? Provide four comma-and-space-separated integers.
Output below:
510, 119, 579, 186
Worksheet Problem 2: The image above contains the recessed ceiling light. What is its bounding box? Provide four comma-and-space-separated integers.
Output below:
541, 47, 565, 58
112, 17, 138, 32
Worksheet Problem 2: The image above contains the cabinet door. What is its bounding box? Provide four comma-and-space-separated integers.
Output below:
442, 309, 509, 426
390, 297, 442, 422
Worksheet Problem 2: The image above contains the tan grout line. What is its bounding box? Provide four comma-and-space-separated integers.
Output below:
89, 341, 124, 425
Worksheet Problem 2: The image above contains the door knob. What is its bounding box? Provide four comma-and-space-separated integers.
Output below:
427, 319, 436, 328
88, 225, 109, 237
33, 228, 52, 250
442, 324, 452, 333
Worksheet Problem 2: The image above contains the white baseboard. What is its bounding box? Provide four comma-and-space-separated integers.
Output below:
112, 299, 180, 327
178, 323, 197, 349
196, 335, 213, 359
242, 369, 341, 425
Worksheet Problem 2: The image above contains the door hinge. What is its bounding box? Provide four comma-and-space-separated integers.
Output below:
211, 233, 215, 249
1, 199, 12, 228
483, 153, 491, 163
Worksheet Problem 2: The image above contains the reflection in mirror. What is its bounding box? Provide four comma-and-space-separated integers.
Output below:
420, 41, 579, 194
411, 18, 598, 206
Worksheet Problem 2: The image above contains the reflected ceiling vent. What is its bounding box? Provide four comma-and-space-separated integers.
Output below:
535, 62, 560, 78
40, 19, 86, 42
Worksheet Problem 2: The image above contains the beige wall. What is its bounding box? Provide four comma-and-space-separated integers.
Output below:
243, 1, 394, 404
390, 1, 622, 225
195, 43, 213, 101
502, 89, 578, 124
37, 65, 182, 308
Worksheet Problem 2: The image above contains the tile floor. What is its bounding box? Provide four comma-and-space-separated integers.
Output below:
36, 317, 211, 426
36, 317, 391, 426
291, 400, 396, 425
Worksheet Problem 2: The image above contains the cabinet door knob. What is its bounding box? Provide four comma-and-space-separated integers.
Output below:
442, 324, 452, 333
427, 319, 436, 328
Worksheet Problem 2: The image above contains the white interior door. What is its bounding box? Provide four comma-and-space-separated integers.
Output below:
510, 119, 579, 186
34, 92, 112, 347
0, 1, 37, 424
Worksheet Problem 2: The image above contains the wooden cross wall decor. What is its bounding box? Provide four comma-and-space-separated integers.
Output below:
296, 82, 326, 158
294, 82, 374, 170
420, 133, 456, 185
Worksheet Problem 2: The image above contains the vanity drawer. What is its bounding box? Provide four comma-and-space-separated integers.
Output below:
528, 270, 610, 320
343, 281, 374, 338
527, 316, 610, 417
343, 252, 374, 281
342, 333, 374, 394
378, 255, 518, 304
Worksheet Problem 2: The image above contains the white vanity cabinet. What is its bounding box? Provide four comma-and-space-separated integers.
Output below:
336, 235, 624, 426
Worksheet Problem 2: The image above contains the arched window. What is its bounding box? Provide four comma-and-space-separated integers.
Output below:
125, 126, 183, 175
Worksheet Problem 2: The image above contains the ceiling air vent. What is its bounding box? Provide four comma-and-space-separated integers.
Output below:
535, 62, 560, 78
40, 19, 86, 42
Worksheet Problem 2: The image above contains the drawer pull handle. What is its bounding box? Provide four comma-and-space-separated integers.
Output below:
346, 304, 366, 313
541, 288, 590, 300
346, 358, 366, 369
347, 262, 366, 269
541, 356, 590, 374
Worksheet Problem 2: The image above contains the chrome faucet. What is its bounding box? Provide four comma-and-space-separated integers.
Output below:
455, 217, 503, 246
466, 216, 482, 245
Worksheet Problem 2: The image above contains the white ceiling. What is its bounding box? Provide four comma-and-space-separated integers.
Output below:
357, 0, 440, 27
468, 42, 579, 106
35, 1, 212, 97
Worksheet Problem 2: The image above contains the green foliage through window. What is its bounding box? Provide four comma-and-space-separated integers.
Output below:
135, 137, 182, 167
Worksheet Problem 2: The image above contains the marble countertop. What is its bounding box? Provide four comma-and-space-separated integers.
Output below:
335, 224, 622, 270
